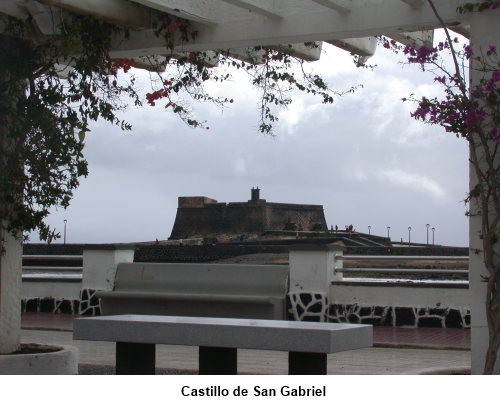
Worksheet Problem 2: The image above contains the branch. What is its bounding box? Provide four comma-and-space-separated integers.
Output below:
427, 0, 468, 98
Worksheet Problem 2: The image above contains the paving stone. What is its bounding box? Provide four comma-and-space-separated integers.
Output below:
21, 329, 471, 375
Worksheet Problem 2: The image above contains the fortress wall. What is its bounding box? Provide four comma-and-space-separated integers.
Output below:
170, 203, 327, 239
170, 191, 328, 239
169, 205, 264, 239
263, 204, 327, 231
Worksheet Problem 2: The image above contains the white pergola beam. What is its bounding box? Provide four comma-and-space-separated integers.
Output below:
23, 1, 63, 35
36, 0, 154, 30
450, 25, 470, 39
267, 42, 322, 62
225, 42, 322, 64
54, 63, 74, 78
281, 42, 322, 62
130, 55, 167, 72
168, 50, 220, 67
109, 49, 220, 67
327, 36, 377, 57
224, 47, 266, 64
130, 53, 220, 71
221, 0, 283, 19
109, 0, 471, 55
400, 0, 425, 9
387, 29, 434, 49
131, 0, 218, 26
0, 0, 30, 19
309, 0, 353, 13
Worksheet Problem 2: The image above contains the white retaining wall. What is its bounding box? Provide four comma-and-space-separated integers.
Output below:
330, 283, 469, 309
21, 281, 82, 300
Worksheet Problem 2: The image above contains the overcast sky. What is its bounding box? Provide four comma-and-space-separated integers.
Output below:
28, 31, 470, 247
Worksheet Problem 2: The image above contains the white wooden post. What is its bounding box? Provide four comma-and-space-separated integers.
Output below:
469, 8, 500, 374
82, 245, 135, 291
288, 245, 344, 322
80, 245, 135, 315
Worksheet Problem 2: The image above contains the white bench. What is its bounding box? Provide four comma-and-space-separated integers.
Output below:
73, 315, 373, 374
96, 263, 289, 320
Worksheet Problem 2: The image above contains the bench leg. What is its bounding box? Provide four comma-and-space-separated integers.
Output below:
116, 342, 156, 375
199, 347, 237, 375
288, 352, 327, 375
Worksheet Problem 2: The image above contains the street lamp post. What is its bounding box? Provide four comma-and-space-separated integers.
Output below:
64, 220, 67, 244
387, 226, 390, 239
426, 224, 430, 245
408, 227, 411, 247
368, 226, 371, 235
432, 228, 435, 245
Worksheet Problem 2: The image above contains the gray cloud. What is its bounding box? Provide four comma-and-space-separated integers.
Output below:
29, 40, 470, 247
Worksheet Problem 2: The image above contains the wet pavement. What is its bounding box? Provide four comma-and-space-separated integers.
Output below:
21, 313, 471, 374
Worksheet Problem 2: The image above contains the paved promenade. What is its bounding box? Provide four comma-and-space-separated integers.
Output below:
21, 313, 471, 375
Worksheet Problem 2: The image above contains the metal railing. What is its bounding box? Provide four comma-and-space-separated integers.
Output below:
333, 254, 469, 276
22, 255, 83, 281
22, 255, 83, 260
335, 255, 468, 261
22, 266, 83, 272
336, 268, 468, 275
22, 273, 82, 281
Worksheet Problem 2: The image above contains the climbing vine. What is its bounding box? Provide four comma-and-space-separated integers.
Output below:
0, 14, 142, 247
382, 0, 500, 374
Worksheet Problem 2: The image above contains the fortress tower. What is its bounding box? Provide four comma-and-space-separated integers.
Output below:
169, 188, 327, 239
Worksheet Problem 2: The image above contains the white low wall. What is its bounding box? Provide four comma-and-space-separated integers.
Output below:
330, 283, 469, 309
21, 245, 136, 315
22, 280, 82, 300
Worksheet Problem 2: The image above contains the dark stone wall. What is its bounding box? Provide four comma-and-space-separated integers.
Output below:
23, 243, 85, 255
134, 244, 469, 263
134, 244, 289, 263
22, 244, 84, 267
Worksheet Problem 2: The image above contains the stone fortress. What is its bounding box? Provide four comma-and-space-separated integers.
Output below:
169, 188, 328, 240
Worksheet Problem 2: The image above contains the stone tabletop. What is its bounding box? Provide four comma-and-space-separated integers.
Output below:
73, 315, 373, 353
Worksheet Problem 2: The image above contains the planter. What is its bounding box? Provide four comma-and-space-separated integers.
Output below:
0, 343, 78, 375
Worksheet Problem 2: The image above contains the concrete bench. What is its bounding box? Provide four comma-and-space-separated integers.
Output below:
96, 263, 289, 320
73, 315, 373, 374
